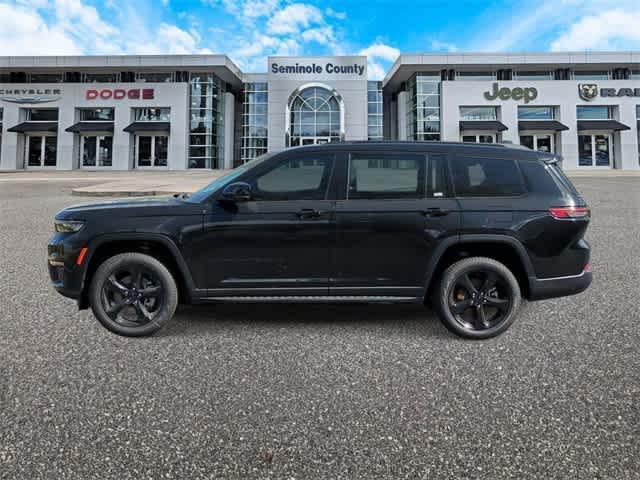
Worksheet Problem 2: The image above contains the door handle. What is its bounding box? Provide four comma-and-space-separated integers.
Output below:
422, 207, 451, 217
297, 208, 323, 219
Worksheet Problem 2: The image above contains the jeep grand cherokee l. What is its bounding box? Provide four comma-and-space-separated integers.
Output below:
48, 142, 591, 339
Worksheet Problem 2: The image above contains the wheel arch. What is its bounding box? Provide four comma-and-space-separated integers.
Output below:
78, 233, 197, 309
424, 235, 535, 299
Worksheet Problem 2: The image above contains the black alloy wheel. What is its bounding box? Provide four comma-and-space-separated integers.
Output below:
448, 269, 511, 331
436, 257, 521, 339
101, 265, 164, 327
89, 252, 178, 336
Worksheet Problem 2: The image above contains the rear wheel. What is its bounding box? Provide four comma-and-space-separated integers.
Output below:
89, 252, 178, 337
435, 257, 521, 339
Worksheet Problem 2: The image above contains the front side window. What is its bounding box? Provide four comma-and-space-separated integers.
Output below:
252, 155, 334, 201
460, 106, 498, 121
576, 106, 612, 120
451, 157, 525, 197
518, 106, 555, 120
348, 153, 425, 199
134, 107, 171, 122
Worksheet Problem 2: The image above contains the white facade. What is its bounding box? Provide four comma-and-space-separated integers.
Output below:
1, 52, 640, 171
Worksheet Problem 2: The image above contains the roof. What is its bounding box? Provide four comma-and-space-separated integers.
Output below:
282, 140, 540, 156
0, 54, 243, 87
383, 51, 640, 91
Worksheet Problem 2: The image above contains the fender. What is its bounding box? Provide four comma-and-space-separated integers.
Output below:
81, 232, 201, 299
422, 234, 535, 293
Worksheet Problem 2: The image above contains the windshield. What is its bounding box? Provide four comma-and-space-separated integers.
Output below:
187, 153, 274, 203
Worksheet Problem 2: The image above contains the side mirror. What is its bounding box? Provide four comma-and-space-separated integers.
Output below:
220, 182, 252, 202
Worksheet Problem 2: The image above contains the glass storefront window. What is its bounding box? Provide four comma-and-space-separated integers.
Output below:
241, 82, 269, 164
288, 86, 341, 147
27, 135, 57, 167
367, 81, 383, 140
576, 106, 612, 120
515, 71, 553, 80
80, 108, 114, 121
574, 70, 610, 80
520, 134, 554, 153
83, 72, 120, 83
81, 135, 112, 167
134, 108, 170, 122
518, 106, 555, 119
406, 73, 441, 141
460, 106, 498, 121
135, 72, 174, 83
456, 71, 496, 81
28, 73, 63, 83
189, 72, 225, 168
136, 135, 167, 167
27, 108, 58, 121
579, 134, 612, 167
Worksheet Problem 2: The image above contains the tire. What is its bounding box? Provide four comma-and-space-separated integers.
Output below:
89, 252, 178, 337
434, 257, 521, 339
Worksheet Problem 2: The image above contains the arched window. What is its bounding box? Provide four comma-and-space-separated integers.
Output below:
288, 85, 343, 146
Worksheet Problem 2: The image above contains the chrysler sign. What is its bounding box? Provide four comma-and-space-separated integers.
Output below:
86, 88, 155, 100
0, 88, 62, 104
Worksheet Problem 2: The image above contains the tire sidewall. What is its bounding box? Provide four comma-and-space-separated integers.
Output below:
436, 257, 521, 339
89, 252, 178, 337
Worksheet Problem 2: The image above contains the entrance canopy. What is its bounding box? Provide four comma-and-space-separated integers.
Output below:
518, 120, 569, 131
459, 121, 508, 132
577, 120, 630, 131
123, 121, 170, 133
66, 121, 114, 133
8, 121, 57, 133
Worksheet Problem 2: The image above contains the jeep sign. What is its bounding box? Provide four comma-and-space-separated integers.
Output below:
483, 83, 538, 103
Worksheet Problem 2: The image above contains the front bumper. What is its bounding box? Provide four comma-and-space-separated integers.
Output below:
528, 269, 592, 301
48, 237, 87, 300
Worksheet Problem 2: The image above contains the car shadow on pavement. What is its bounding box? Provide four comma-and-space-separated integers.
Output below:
159, 303, 451, 339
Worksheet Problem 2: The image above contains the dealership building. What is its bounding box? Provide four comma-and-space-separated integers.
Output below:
1, 51, 640, 171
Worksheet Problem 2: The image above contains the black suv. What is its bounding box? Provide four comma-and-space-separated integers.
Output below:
48, 142, 591, 339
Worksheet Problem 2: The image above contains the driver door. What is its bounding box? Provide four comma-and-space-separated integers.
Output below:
201, 152, 336, 296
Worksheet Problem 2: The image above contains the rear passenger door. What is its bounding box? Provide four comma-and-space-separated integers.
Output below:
330, 151, 459, 296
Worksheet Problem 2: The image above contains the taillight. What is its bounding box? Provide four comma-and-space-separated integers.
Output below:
549, 206, 591, 219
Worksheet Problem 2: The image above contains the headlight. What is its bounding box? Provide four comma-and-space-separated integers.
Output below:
55, 220, 85, 233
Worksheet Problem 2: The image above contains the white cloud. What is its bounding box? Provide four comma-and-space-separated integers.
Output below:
0, 3, 82, 55
301, 26, 335, 45
358, 42, 400, 62
430, 40, 458, 52
551, 9, 640, 50
267, 3, 323, 35
358, 41, 400, 79
325, 7, 346, 20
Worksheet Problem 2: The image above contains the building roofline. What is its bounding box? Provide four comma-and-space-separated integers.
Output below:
383, 50, 640, 89
0, 54, 244, 86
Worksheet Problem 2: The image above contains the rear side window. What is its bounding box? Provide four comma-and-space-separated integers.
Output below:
519, 161, 562, 195
348, 153, 425, 199
451, 156, 525, 197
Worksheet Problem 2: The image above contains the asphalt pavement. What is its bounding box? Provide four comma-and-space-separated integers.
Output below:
0, 177, 638, 479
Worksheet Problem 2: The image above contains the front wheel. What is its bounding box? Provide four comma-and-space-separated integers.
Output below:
89, 252, 178, 337
435, 257, 521, 339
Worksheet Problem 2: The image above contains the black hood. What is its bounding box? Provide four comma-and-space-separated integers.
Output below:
55, 196, 203, 221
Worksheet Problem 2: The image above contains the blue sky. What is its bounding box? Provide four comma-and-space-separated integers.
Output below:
2, 0, 640, 78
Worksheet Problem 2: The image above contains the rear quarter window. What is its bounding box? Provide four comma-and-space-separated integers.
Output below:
450, 156, 526, 197
519, 160, 563, 195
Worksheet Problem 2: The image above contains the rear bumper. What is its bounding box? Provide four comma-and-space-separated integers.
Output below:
528, 270, 592, 301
